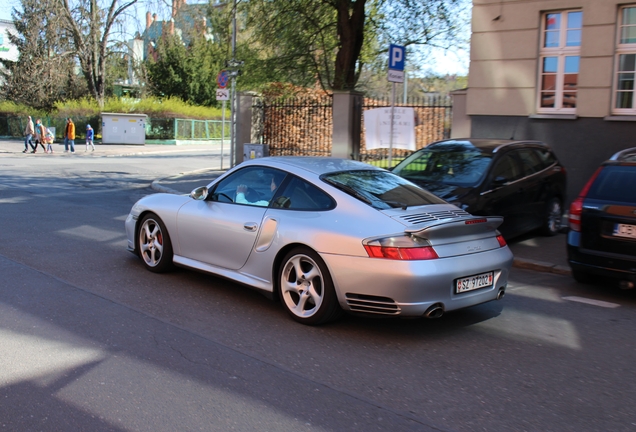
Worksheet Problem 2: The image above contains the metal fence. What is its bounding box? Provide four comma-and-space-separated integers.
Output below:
255, 94, 452, 162
256, 96, 333, 156
360, 96, 452, 165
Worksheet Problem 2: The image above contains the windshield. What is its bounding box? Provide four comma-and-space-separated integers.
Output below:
393, 148, 493, 187
321, 170, 446, 210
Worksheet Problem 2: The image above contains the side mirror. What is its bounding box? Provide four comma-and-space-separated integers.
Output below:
190, 186, 208, 201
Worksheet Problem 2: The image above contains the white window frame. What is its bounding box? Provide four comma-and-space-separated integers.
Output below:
612, 5, 636, 115
537, 10, 582, 114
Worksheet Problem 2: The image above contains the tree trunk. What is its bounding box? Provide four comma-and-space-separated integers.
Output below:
333, 0, 366, 90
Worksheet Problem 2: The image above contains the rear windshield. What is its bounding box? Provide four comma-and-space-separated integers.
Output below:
392, 148, 492, 187
587, 165, 636, 203
321, 170, 446, 210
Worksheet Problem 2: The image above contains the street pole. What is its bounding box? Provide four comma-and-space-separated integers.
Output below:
221, 100, 225, 170
389, 81, 395, 168
229, 0, 237, 168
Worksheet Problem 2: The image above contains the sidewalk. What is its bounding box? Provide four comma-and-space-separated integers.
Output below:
0, 138, 572, 276
0, 138, 225, 157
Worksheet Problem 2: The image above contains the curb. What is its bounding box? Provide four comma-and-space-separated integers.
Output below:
513, 258, 571, 276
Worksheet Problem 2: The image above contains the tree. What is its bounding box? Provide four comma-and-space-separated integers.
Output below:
0, 0, 89, 110
242, 0, 468, 91
55, 0, 140, 107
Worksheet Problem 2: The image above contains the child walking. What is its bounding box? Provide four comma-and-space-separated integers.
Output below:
45, 127, 54, 153
85, 124, 95, 152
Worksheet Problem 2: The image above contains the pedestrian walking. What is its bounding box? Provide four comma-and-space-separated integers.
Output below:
32, 119, 47, 153
44, 127, 54, 153
64, 118, 76, 153
23, 116, 35, 153
85, 124, 95, 152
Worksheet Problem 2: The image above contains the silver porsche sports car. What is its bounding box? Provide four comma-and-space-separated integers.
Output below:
125, 157, 513, 325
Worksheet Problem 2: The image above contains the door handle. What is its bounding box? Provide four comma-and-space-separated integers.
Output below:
243, 222, 258, 232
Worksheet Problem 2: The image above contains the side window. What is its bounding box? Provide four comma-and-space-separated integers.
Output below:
211, 166, 286, 207
273, 176, 335, 210
536, 148, 557, 169
515, 149, 544, 176
490, 154, 522, 185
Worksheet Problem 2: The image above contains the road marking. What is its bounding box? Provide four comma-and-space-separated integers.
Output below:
562, 296, 620, 308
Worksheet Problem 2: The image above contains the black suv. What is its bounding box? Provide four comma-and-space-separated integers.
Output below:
567, 147, 636, 287
392, 139, 567, 239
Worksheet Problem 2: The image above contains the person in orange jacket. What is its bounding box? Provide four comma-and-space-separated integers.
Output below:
64, 117, 76, 153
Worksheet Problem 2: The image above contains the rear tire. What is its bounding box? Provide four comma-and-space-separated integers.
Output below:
541, 197, 563, 236
278, 247, 342, 325
138, 213, 174, 273
572, 268, 592, 284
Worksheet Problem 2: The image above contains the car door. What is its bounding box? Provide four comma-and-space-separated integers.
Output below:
175, 166, 286, 270
479, 152, 525, 238
511, 148, 547, 231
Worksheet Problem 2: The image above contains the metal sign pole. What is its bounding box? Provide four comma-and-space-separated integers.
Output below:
389, 82, 396, 168
221, 100, 226, 170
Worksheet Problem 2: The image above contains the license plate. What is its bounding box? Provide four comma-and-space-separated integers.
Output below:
614, 223, 636, 239
456, 271, 494, 294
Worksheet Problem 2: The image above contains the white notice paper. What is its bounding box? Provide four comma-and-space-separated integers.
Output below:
363, 107, 416, 150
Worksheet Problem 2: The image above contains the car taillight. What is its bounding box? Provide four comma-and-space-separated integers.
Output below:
496, 234, 506, 247
569, 167, 603, 232
363, 235, 439, 260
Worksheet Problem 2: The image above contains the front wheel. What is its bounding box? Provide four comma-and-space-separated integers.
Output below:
278, 247, 342, 325
138, 213, 174, 273
541, 197, 563, 236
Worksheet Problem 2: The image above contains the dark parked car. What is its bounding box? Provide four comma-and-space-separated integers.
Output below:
567, 147, 636, 288
392, 139, 567, 239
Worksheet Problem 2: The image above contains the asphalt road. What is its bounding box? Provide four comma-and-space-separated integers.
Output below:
1, 147, 636, 431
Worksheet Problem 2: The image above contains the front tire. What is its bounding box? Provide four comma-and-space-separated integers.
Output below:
278, 247, 342, 325
138, 213, 174, 273
541, 197, 563, 236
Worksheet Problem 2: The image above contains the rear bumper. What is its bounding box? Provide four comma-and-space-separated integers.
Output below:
321, 247, 513, 317
567, 231, 636, 281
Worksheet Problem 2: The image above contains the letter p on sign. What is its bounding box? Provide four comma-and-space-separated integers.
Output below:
389, 44, 405, 71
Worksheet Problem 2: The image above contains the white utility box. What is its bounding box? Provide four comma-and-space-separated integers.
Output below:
101, 113, 147, 145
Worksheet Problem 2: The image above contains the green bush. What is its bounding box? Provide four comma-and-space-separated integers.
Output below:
53, 96, 227, 119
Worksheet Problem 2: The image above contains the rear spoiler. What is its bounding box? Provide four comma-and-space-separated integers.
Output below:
406, 216, 504, 242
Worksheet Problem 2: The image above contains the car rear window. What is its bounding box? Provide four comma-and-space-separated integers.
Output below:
321, 170, 446, 210
392, 148, 492, 187
587, 165, 636, 203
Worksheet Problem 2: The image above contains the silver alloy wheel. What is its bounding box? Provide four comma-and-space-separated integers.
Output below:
139, 217, 164, 267
546, 199, 562, 234
280, 253, 324, 318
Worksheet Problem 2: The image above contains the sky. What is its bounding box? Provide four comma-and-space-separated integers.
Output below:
0, 0, 470, 76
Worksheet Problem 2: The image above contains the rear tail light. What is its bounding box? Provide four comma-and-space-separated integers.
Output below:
569, 167, 603, 232
363, 235, 439, 260
496, 234, 506, 247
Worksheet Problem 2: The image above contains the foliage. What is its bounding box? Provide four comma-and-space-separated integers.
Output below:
52, 96, 226, 119
241, 0, 468, 91
0, 0, 89, 110
56, 0, 141, 107
0, 101, 48, 118
145, 31, 227, 106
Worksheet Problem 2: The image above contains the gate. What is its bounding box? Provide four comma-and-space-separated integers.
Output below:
254, 94, 452, 161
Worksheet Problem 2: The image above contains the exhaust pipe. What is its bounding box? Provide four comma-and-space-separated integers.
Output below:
496, 288, 506, 300
424, 303, 444, 319
619, 280, 635, 290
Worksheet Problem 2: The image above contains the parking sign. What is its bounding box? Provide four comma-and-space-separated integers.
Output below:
388, 44, 405, 71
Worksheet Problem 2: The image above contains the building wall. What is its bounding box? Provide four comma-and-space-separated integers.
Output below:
467, 0, 636, 205
0, 20, 19, 63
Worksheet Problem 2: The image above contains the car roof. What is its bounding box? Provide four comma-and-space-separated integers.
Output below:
608, 147, 636, 163
240, 156, 384, 176
426, 138, 548, 154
